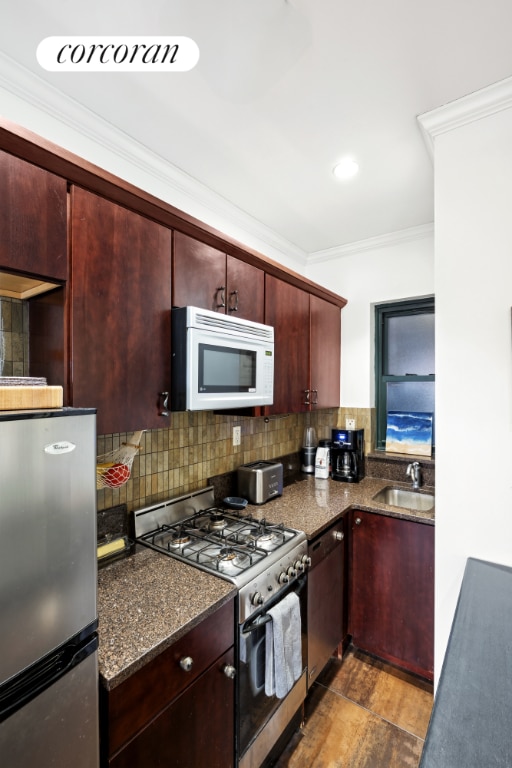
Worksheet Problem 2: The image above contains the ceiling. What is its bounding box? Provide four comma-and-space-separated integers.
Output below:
1, 0, 512, 257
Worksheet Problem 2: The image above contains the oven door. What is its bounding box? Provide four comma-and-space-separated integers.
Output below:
238, 575, 307, 763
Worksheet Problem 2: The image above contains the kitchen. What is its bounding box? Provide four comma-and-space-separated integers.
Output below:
2, 1, 512, 766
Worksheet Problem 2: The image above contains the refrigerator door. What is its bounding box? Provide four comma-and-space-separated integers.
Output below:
0, 410, 97, 684
0, 648, 99, 768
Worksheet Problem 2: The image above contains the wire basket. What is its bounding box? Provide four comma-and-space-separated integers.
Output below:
96, 430, 145, 490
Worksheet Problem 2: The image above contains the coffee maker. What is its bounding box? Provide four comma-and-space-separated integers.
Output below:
331, 428, 365, 483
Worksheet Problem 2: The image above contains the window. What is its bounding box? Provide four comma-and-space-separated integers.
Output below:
375, 297, 435, 451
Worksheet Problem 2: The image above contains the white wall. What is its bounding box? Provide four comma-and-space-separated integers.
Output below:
305, 234, 434, 407
432, 101, 512, 684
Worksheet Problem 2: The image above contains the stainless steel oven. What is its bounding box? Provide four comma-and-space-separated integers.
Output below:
238, 573, 307, 768
134, 486, 310, 768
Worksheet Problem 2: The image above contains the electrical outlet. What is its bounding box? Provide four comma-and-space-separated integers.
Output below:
346, 418, 356, 430
233, 426, 241, 446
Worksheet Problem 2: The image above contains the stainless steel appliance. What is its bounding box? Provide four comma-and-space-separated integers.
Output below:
171, 306, 274, 411
237, 460, 283, 504
300, 426, 317, 474
134, 486, 309, 768
0, 408, 99, 768
331, 427, 365, 483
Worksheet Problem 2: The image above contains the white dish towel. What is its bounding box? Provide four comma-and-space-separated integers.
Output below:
265, 592, 302, 699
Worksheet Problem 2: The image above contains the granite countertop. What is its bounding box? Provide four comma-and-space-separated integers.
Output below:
245, 475, 435, 538
97, 548, 236, 690
97, 474, 434, 691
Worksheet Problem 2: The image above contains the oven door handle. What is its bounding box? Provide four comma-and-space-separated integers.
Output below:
243, 615, 272, 634
242, 574, 307, 634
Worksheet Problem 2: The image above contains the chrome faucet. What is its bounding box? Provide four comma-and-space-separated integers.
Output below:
406, 461, 421, 490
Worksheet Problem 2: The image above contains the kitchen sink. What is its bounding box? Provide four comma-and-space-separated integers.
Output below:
372, 486, 435, 512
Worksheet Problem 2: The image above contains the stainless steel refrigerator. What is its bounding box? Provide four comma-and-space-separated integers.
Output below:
0, 408, 99, 768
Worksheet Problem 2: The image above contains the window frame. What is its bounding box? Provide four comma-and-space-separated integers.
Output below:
375, 297, 435, 451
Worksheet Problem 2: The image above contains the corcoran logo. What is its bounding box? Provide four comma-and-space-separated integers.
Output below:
37, 36, 200, 72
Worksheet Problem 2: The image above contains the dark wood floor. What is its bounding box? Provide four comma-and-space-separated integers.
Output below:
274, 647, 433, 768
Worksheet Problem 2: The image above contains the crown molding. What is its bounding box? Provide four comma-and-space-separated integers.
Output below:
418, 76, 512, 159
0, 51, 307, 267
307, 223, 434, 263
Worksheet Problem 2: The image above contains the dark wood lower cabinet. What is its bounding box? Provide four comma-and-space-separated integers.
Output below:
109, 648, 235, 768
349, 510, 434, 681
100, 598, 235, 768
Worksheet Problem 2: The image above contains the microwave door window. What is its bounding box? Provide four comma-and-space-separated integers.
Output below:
199, 344, 256, 392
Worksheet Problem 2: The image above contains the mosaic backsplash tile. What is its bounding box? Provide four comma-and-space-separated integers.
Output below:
0, 297, 29, 376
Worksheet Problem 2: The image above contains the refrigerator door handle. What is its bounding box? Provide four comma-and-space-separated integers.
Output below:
0, 633, 98, 723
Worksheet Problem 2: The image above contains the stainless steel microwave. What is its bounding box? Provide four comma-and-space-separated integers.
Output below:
171, 306, 274, 411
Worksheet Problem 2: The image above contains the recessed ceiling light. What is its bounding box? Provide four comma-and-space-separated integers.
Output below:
333, 158, 359, 180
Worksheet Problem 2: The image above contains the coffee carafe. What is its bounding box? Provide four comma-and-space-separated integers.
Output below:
331, 428, 365, 483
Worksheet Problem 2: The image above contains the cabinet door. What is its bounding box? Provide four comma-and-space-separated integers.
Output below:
0, 150, 67, 280
310, 295, 341, 408
265, 275, 310, 414
350, 510, 434, 680
70, 187, 172, 435
109, 648, 235, 768
226, 254, 264, 322
307, 520, 344, 687
173, 231, 226, 311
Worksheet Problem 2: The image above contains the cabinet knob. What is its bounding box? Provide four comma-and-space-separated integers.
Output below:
216, 286, 226, 308
228, 290, 239, 312
333, 530, 344, 541
179, 656, 194, 672
223, 664, 236, 679
159, 391, 170, 417
355, 517, 362, 526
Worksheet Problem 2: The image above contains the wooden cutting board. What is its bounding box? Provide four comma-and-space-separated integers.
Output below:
0, 386, 63, 410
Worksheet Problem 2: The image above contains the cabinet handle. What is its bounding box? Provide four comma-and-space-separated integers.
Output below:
312, 389, 318, 405
159, 391, 170, 417
228, 290, 239, 312
333, 530, 344, 541
179, 656, 194, 672
303, 389, 310, 406
223, 664, 236, 679
355, 517, 362, 526
216, 286, 226, 308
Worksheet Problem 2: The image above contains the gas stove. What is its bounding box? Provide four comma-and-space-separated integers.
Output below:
134, 486, 308, 622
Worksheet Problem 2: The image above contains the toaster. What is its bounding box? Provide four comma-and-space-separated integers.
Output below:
237, 461, 283, 505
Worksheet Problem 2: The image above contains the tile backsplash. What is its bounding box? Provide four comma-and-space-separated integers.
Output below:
0, 297, 29, 375
96, 407, 376, 512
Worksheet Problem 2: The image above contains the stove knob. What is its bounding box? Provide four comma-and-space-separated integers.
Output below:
251, 591, 264, 606
294, 559, 304, 572
223, 664, 236, 679
301, 555, 312, 569
278, 571, 289, 585
179, 656, 194, 672
287, 566, 297, 578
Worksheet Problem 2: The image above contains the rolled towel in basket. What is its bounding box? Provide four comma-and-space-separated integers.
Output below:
265, 592, 302, 699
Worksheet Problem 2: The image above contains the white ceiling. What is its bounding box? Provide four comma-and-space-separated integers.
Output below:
2, 0, 512, 256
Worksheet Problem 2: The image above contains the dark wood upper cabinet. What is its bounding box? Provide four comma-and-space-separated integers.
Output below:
265, 277, 341, 414
172, 231, 264, 322
0, 150, 68, 280
310, 295, 341, 409
349, 510, 434, 680
225, 254, 264, 323
70, 186, 172, 435
265, 275, 311, 414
